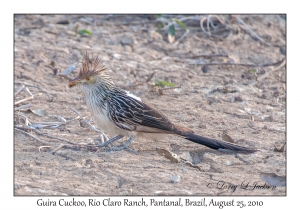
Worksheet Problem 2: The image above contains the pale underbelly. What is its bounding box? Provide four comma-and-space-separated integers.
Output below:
91, 111, 164, 141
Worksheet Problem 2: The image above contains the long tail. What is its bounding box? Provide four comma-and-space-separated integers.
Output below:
184, 133, 258, 153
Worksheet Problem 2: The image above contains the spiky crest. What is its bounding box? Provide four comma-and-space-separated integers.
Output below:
78, 52, 107, 79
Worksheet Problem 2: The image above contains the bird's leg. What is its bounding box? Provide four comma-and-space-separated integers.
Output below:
97, 135, 124, 147
108, 136, 137, 154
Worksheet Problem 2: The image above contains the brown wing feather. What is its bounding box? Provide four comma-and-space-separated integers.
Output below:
107, 91, 192, 135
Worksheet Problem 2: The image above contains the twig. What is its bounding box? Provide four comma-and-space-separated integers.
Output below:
24, 87, 33, 97
14, 96, 34, 105
173, 29, 189, 46
15, 86, 34, 105
15, 111, 101, 152
15, 124, 35, 130
31, 121, 63, 125
50, 144, 65, 153
159, 86, 182, 91
125, 71, 158, 88
158, 86, 182, 95
44, 30, 57, 35
199, 15, 226, 39
68, 106, 109, 141
48, 114, 67, 124
15, 85, 25, 97
15, 124, 90, 151
34, 129, 77, 145
14, 82, 48, 93
248, 59, 286, 86
188, 54, 228, 59
188, 58, 285, 68
15, 112, 31, 126
15, 127, 58, 146
38, 146, 53, 153
14, 103, 33, 111
156, 15, 199, 31
145, 71, 158, 83
200, 16, 210, 36
16, 113, 77, 130
206, 16, 212, 36
233, 15, 270, 46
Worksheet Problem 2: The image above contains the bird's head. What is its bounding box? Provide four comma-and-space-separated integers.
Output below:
69, 52, 113, 89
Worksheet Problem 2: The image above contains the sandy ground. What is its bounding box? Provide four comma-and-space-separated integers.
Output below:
14, 14, 286, 196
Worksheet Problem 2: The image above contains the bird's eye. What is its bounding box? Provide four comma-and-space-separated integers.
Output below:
86, 76, 92, 82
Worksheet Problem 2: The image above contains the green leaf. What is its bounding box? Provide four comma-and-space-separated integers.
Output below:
175, 19, 187, 30
168, 24, 175, 37
248, 68, 258, 73
78, 29, 92, 35
156, 14, 162, 18
155, 79, 176, 87
156, 22, 164, 31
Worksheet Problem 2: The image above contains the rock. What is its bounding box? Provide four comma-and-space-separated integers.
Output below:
170, 175, 181, 183
118, 191, 129, 195
202, 65, 209, 73
120, 37, 134, 46
262, 115, 274, 122
181, 152, 193, 163
202, 153, 218, 164
273, 90, 280, 97
150, 30, 163, 40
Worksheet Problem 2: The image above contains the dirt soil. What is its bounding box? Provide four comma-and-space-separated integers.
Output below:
14, 14, 286, 196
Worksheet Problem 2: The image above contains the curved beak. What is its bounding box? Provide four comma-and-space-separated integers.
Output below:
69, 78, 80, 88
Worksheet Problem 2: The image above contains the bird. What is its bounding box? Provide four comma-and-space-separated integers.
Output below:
69, 53, 258, 153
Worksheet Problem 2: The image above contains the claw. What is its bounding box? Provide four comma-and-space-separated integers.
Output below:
97, 135, 124, 147
106, 136, 137, 154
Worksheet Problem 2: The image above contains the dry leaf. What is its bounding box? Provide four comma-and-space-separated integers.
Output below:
274, 143, 286, 152
50, 60, 55, 67
222, 133, 234, 143
156, 148, 204, 171
168, 33, 175, 43
156, 148, 180, 163
263, 125, 268, 129
30, 109, 47, 117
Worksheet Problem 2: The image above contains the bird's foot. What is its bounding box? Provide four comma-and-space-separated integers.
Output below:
97, 135, 124, 147
107, 136, 138, 154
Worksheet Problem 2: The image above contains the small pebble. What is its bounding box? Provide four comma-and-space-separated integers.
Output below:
279, 47, 286, 55
235, 96, 243, 102
118, 191, 129, 196
120, 37, 134, 46
202, 65, 209, 73
170, 175, 181, 183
